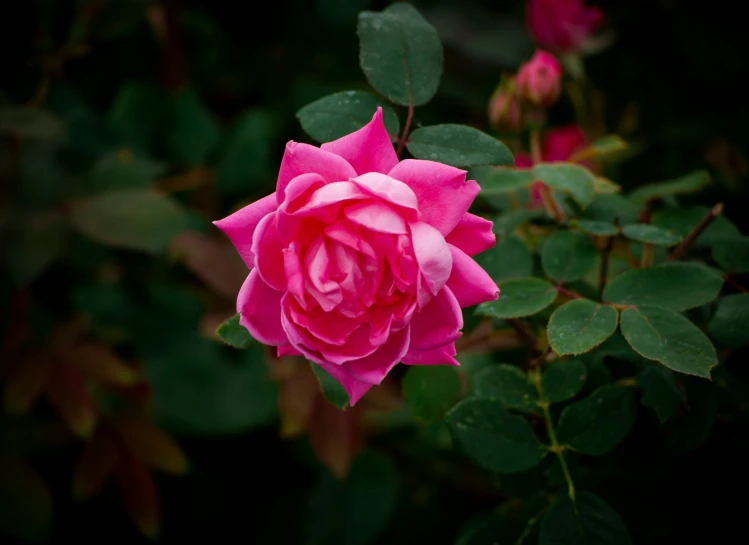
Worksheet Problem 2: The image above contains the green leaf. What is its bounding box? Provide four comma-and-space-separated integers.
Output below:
296, 91, 399, 142
638, 365, 682, 423
652, 205, 740, 248
593, 176, 622, 195
0, 457, 52, 542
70, 189, 189, 254
712, 236, 749, 273
303, 452, 398, 545
106, 81, 167, 153
357, 3, 443, 106
628, 170, 710, 204
621, 224, 681, 247
166, 87, 221, 166
473, 365, 537, 412
474, 236, 533, 283
541, 231, 598, 283
402, 366, 460, 422
533, 163, 595, 208
447, 398, 547, 473
472, 166, 534, 195
539, 491, 631, 545
5, 213, 68, 285
583, 193, 639, 225
603, 262, 723, 311
573, 219, 619, 236
215, 109, 277, 196
143, 339, 278, 436
556, 385, 637, 455
216, 314, 254, 349
407, 124, 514, 167
548, 300, 618, 356
493, 209, 544, 238
569, 134, 628, 162
542, 359, 587, 403
341, 453, 399, 545
709, 294, 749, 348
619, 305, 718, 378
88, 150, 167, 191
312, 364, 349, 409
0, 107, 65, 141
476, 277, 557, 319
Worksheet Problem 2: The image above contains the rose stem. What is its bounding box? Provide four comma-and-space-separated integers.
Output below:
667, 202, 724, 261
396, 101, 414, 158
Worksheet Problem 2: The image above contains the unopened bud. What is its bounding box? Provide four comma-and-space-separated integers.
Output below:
516, 50, 563, 108
488, 83, 523, 132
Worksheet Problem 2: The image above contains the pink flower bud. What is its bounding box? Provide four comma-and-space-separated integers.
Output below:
487, 86, 523, 132
516, 51, 562, 108
526, 0, 604, 55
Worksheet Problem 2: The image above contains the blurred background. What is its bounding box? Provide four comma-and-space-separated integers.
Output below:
2, 0, 749, 543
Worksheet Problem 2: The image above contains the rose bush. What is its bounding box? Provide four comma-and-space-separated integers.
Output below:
215, 109, 499, 404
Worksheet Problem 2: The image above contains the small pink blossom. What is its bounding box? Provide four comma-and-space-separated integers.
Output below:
215, 109, 499, 405
516, 51, 563, 108
526, 0, 604, 55
488, 85, 523, 132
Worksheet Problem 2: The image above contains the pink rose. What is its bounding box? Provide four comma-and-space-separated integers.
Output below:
516, 50, 563, 108
214, 109, 499, 405
526, 0, 604, 54
488, 86, 523, 133
515, 125, 590, 206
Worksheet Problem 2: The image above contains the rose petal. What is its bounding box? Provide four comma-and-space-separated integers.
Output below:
323, 219, 377, 259
213, 193, 278, 268
237, 269, 287, 345
316, 362, 373, 406
252, 212, 287, 291
409, 286, 463, 350
388, 159, 479, 235
402, 343, 459, 366
321, 108, 398, 176
444, 213, 496, 257
446, 244, 500, 308
278, 345, 302, 357
345, 327, 410, 385
410, 221, 452, 295
276, 142, 357, 204
345, 201, 408, 234
305, 236, 342, 311
350, 172, 419, 221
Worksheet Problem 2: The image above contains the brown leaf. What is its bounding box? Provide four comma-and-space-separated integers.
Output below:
4, 353, 52, 414
169, 231, 247, 299
72, 427, 120, 499
46, 362, 97, 438
61, 342, 139, 387
114, 418, 189, 475
278, 368, 318, 438
308, 397, 359, 479
115, 454, 160, 540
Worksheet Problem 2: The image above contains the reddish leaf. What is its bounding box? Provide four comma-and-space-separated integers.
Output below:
114, 418, 189, 475
61, 343, 139, 386
4, 353, 52, 414
73, 427, 120, 499
278, 368, 318, 438
308, 397, 359, 479
169, 231, 247, 299
115, 454, 160, 540
46, 362, 97, 438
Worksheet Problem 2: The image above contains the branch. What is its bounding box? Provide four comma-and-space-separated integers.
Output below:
668, 202, 723, 261
396, 102, 414, 157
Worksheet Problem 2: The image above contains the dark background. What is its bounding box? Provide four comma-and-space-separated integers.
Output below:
2, 0, 749, 543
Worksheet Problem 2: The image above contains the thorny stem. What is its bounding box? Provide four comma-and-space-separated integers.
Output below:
668, 202, 724, 261
507, 318, 537, 353
640, 243, 653, 268
726, 275, 748, 294
396, 102, 414, 158
555, 285, 582, 299
531, 130, 567, 222
530, 370, 577, 509
598, 231, 616, 298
